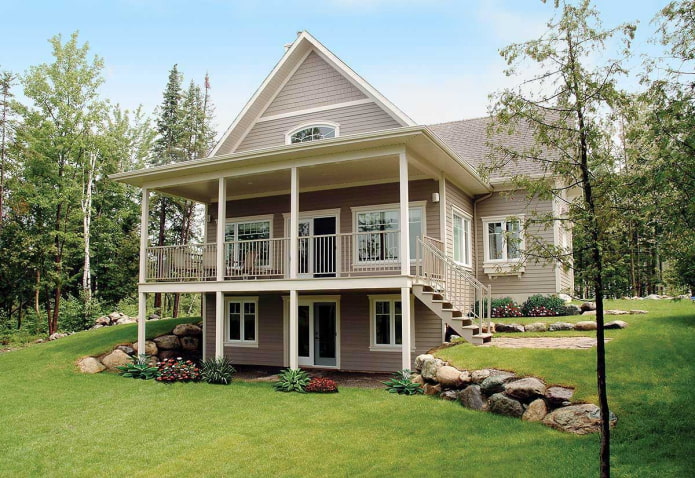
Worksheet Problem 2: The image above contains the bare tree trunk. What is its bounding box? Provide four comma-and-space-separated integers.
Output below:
154, 197, 166, 311
82, 152, 96, 310
34, 270, 41, 320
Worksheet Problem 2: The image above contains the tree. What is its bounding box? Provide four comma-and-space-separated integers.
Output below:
487, 1, 635, 475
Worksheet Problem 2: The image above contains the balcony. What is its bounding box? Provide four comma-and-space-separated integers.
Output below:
145, 231, 403, 282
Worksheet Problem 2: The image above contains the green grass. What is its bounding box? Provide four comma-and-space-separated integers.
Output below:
0, 301, 693, 476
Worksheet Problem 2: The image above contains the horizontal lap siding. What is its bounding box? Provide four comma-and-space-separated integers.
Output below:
476, 191, 557, 300
445, 179, 474, 258
262, 51, 366, 117
237, 103, 401, 152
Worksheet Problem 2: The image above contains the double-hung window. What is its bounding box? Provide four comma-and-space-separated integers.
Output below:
452, 210, 471, 267
369, 295, 415, 351
354, 204, 424, 263
225, 218, 272, 268
225, 297, 258, 346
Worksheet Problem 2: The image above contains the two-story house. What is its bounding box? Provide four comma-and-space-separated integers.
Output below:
112, 31, 573, 373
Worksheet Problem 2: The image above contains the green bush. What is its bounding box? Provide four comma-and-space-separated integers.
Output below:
273, 368, 311, 393
521, 295, 567, 317
383, 369, 423, 395
200, 356, 237, 385
116, 355, 159, 380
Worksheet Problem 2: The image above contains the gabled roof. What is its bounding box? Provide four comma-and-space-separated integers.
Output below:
210, 31, 416, 157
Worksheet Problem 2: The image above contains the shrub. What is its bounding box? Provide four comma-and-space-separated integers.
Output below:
156, 357, 201, 383
521, 295, 567, 317
383, 369, 423, 395
200, 356, 236, 385
490, 297, 523, 318
305, 377, 339, 393
273, 368, 311, 393
117, 354, 159, 380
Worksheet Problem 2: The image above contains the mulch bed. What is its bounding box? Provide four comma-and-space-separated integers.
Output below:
233, 365, 390, 389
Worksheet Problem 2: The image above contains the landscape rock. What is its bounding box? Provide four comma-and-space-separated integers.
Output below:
574, 321, 597, 331
470, 369, 492, 383
504, 377, 547, 402
524, 322, 548, 333
542, 404, 617, 435
180, 336, 200, 352
581, 310, 597, 316
108, 312, 121, 320
605, 310, 629, 316
423, 383, 442, 396
645, 294, 661, 300
116, 317, 136, 325
172, 323, 202, 337
420, 356, 444, 381
545, 386, 575, 407
488, 393, 524, 418
411, 374, 424, 385
522, 399, 548, 422
495, 323, 525, 333
148, 314, 161, 321
605, 320, 629, 329
629, 310, 648, 315
95, 316, 111, 326
414, 354, 434, 372
158, 350, 178, 360
480, 372, 516, 396
564, 305, 582, 316
48, 333, 68, 341
558, 293, 573, 304
101, 349, 132, 369
580, 302, 596, 312
436, 365, 466, 388
132, 340, 158, 356
440, 390, 459, 401
77, 357, 105, 374
153, 334, 181, 350
115, 345, 135, 356
459, 385, 485, 411
549, 322, 575, 331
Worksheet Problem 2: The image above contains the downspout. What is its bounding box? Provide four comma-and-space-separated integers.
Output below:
473, 191, 494, 280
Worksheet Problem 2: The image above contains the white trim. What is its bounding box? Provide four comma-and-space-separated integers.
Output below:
282, 295, 341, 369
283, 210, 341, 278
223, 296, 259, 347
201, 293, 207, 360
285, 121, 341, 145
259, 99, 373, 123
138, 188, 149, 283
481, 215, 525, 276
439, 176, 446, 251
451, 206, 472, 268
368, 294, 416, 352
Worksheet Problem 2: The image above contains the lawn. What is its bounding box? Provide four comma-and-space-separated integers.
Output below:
0, 300, 693, 477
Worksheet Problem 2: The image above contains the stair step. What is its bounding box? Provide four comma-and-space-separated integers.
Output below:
470, 333, 493, 345
441, 308, 463, 318
448, 317, 473, 326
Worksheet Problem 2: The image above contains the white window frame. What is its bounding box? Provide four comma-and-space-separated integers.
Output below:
285, 121, 340, 145
224, 296, 259, 348
225, 215, 274, 270
482, 215, 525, 276
368, 294, 416, 352
452, 207, 472, 268
351, 202, 426, 265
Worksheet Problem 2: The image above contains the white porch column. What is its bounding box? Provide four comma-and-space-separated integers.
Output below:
399, 152, 410, 275
401, 287, 412, 370
216, 178, 227, 281
137, 292, 147, 356
138, 188, 149, 283
289, 167, 299, 279
215, 291, 224, 359
289, 289, 298, 369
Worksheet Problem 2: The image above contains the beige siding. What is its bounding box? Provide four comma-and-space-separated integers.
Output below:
262, 51, 367, 118
475, 191, 557, 301
236, 102, 401, 152
444, 179, 474, 259
204, 291, 443, 372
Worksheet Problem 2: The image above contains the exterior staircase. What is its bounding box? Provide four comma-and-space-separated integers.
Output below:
415, 236, 493, 345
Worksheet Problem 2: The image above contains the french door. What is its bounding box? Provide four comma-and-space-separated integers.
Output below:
296, 216, 337, 278
297, 302, 337, 367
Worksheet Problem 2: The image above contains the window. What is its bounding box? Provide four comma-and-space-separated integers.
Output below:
369, 295, 415, 351
225, 297, 258, 346
354, 205, 423, 263
483, 217, 523, 262
453, 210, 471, 266
225, 218, 272, 268
286, 123, 338, 144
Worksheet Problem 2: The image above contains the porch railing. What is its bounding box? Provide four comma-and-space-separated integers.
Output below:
147, 243, 217, 281
223, 237, 288, 279
416, 236, 492, 335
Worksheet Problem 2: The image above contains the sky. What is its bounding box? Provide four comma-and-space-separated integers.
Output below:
0, 0, 670, 137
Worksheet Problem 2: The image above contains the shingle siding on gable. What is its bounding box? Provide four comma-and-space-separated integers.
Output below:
262, 51, 367, 118
236, 102, 401, 152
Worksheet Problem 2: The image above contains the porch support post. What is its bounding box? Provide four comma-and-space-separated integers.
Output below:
215, 291, 224, 359
290, 167, 299, 279
138, 188, 149, 283
216, 178, 227, 281
399, 152, 410, 275
289, 289, 298, 369
401, 287, 412, 370
137, 291, 147, 356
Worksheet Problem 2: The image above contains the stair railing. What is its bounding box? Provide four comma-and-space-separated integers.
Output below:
416, 236, 492, 335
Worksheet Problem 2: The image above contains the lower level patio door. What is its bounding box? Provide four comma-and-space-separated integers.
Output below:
298, 302, 337, 367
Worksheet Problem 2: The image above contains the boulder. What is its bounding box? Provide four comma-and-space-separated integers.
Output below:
524, 322, 548, 333
423, 383, 442, 396
148, 314, 161, 321
564, 305, 582, 316
504, 377, 546, 402
574, 321, 597, 331
414, 354, 433, 372
605, 320, 629, 330
522, 399, 548, 422
470, 369, 492, 383
549, 322, 574, 331
440, 390, 459, 401
77, 357, 105, 374
495, 323, 525, 333
115, 345, 135, 356
458, 370, 472, 385
153, 334, 180, 350
158, 350, 178, 360
48, 333, 68, 341
180, 336, 200, 352
558, 293, 573, 304
420, 356, 444, 381
132, 340, 158, 356
101, 349, 132, 369
459, 385, 485, 411
545, 386, 574, 407
580, 302, 596, 312
488, 393, 524, 418
629, 310, 648, 315
436, 365, 466, 388
542, 404, 617, 435
173, 323, 202, 337
116, 317, 136, 325
95, 316, 111, 327
108, 311, 121, 320
645, 294, 661, 300
480, 372, 516, 396
605, 310, 629, 316
581, 310, 597, 316
411, 374, 424, 385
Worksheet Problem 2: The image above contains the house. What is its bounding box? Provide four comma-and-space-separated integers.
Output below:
112, 31, 573, 372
